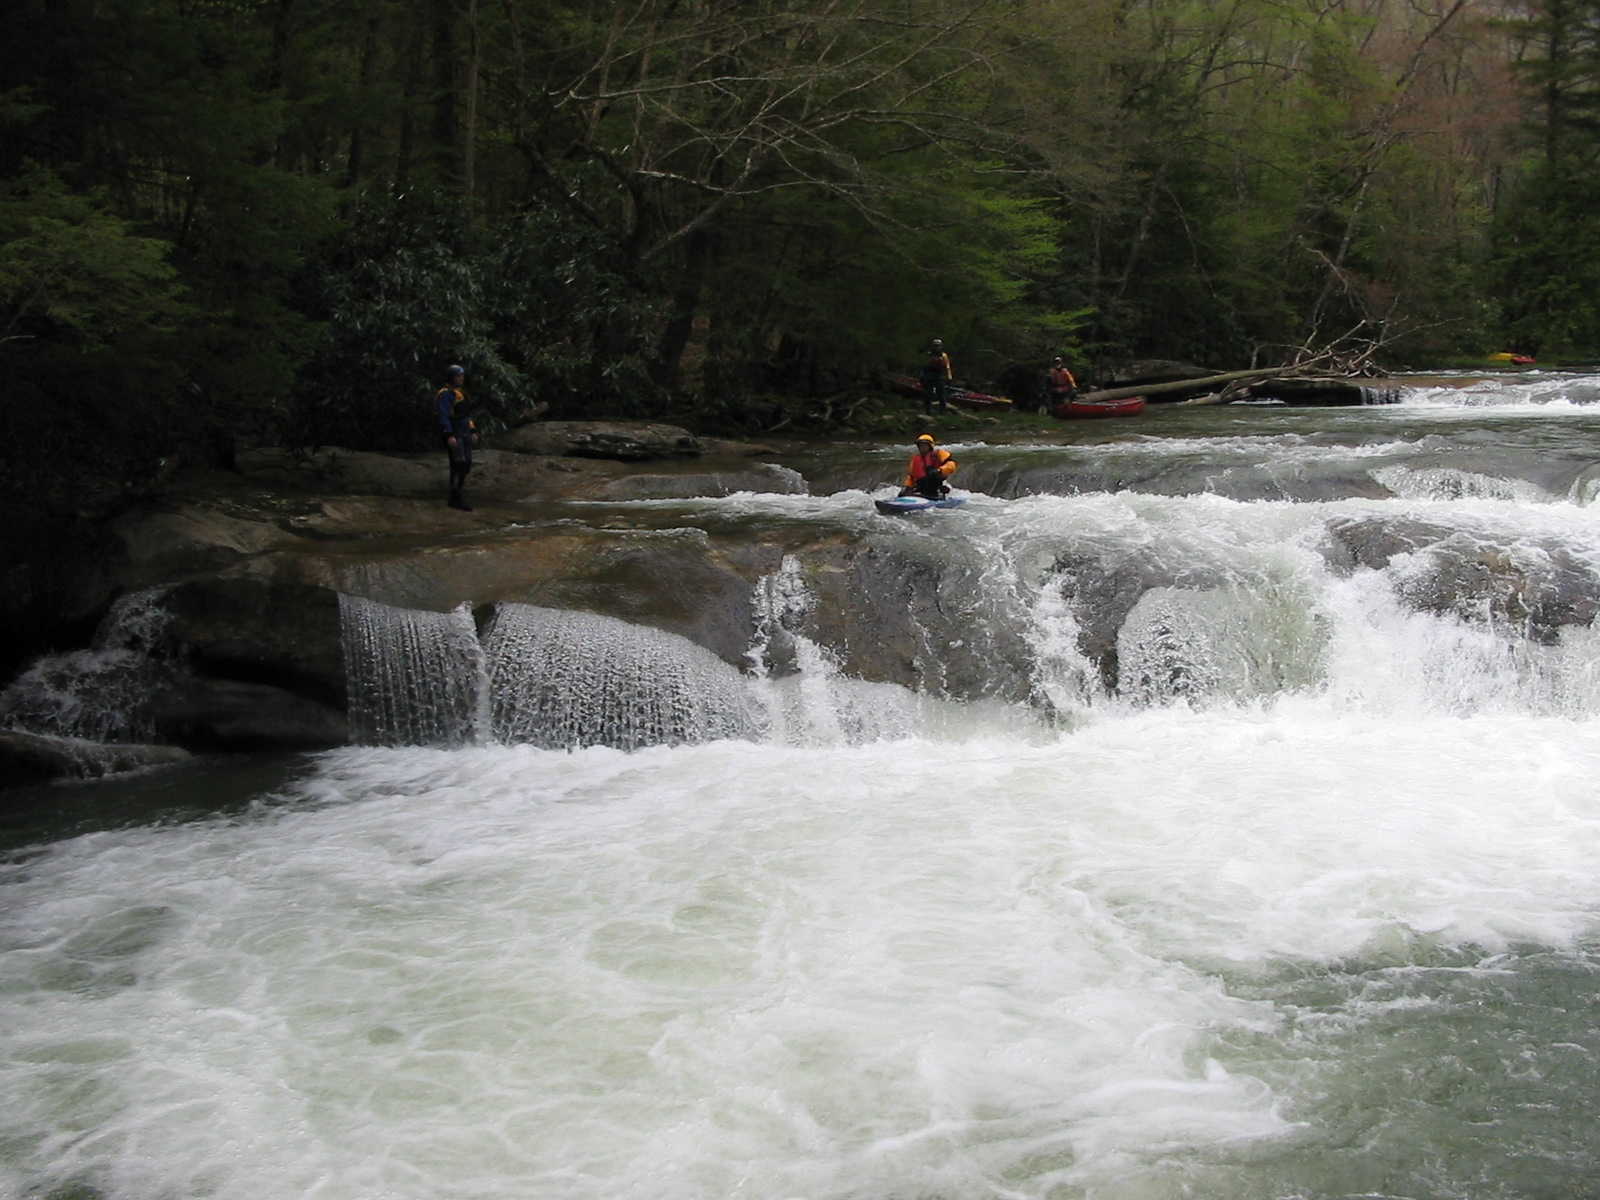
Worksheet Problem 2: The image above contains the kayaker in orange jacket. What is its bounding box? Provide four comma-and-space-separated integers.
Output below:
900, 433, 958, 499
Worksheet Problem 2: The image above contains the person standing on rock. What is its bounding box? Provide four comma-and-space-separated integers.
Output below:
921, 338, 954, 414
436, 364, 476, 511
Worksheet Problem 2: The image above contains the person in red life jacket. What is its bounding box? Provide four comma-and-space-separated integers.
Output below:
436, 364, 477, 510
1045, 356, 1078, 411
920, 338, 954, 414
900, 433, 958, 499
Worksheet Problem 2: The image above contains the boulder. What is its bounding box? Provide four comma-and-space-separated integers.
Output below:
1566, 463, 1600, 505
0, 516, 127, 681
1325, 516, 1599, 640
1324, 516, 1448, 571
497, 421, 702, 460
0, 729, 191, 788
779, 536, 1037, 704
233, 446, 584, 502
160, 575, 346, 706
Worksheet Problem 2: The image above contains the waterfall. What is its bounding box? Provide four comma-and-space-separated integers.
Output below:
746, 555, 1026, 744
1370, 464, 1548, 503
746, 554, 854, 744
483, 604, 759, 749
329, 482, 1600, 747
0, 588, 177, 743
0, 650, 170, 743
1116, 584, 1328, 708
338, 595, 485, 746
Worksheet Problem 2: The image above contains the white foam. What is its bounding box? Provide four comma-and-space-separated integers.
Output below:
5, 716, 1600, 1198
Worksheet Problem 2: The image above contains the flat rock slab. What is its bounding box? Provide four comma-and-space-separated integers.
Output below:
497, 421, 702, 460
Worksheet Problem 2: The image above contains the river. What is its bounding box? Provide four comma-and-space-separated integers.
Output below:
4, 372, 1600, 1199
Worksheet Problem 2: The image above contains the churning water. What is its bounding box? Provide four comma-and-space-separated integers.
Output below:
4, 375, 1600, 1199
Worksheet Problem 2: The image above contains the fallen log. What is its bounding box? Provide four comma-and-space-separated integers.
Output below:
1074, 367, 1286, 405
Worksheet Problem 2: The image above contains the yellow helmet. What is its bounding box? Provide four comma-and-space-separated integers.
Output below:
916, 433, 935, 444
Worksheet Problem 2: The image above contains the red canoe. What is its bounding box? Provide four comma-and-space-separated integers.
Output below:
1053, 396, 1146, 419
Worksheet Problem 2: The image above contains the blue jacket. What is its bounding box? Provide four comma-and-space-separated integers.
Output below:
436, 386, 474, 438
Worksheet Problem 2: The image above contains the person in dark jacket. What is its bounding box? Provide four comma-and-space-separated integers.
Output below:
921, 338, 953, 414
436, 364, 476, 510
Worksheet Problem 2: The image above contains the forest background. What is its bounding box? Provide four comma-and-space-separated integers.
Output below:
4, 0, 1600, 514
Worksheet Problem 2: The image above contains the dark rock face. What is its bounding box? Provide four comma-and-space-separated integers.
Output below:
160, 576, 347, 707
232, 447, 582, 502
1048, 551, 1170, 691
150, 678, 347, 750
470, 534, 781, 668
234, 446, 440, 496
0, 517, 127, 681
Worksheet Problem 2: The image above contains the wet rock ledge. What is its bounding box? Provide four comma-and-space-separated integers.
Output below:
0, 422, 830, 784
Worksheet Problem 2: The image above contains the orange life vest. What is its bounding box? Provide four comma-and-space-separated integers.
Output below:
903, 447, 956, 487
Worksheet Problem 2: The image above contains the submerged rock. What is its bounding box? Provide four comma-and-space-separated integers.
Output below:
1325, 516, 1600, 640
0, 729, 191, 787
582, 463, 806, 500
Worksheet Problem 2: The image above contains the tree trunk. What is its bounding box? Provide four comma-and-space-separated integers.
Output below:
431, 0, 458, 188
653, 226, 714, 390
462, 0, 479, 205
345, 7, 382, 189
1075, 367, 1288, 404
396, 13, 426, 190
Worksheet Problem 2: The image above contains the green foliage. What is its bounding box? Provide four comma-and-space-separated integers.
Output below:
1490, 161, 1600, 355
0, 164, 200, 513
2, 0, 345, 510
292, 192, 525, 450
1484, 0, 1600, 355
0, 0, 1574, 494
0, 165, 187, 349
490, 201, 662, 418
293, 191, 661, 448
